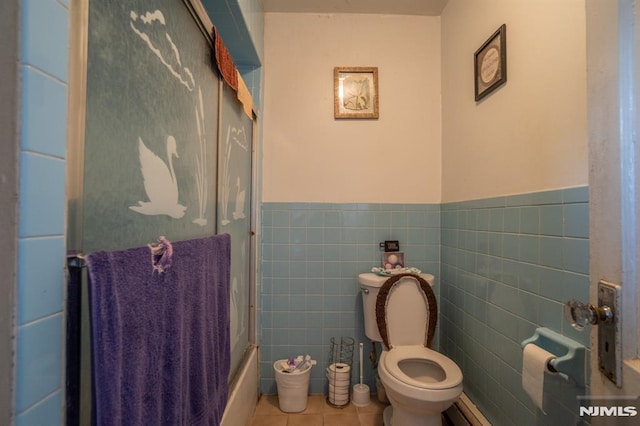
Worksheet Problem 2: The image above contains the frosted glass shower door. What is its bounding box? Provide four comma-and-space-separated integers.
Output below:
218, 84, 254, 379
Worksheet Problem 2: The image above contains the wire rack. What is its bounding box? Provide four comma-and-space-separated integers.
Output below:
326, 336, 355, 407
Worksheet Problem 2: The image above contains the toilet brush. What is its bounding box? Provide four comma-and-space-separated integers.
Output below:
352, 342, 370, 406
359, 342, 364, 387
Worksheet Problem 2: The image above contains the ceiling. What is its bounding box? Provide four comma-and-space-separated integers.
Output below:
262, 0, 449, 16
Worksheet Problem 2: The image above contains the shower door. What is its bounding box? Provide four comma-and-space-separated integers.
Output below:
218, 84, 254, 380
66, 0, 257, 421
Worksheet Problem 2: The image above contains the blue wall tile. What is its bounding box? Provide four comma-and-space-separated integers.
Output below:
15, 391, 62, 426
19, 153, 65, 237
440, 187, 589, 425
540, 205, 563, 236
21, 67, 68, 158
17, 237, 65, 324
15, 315, 63, 413
21, 0, 68, 81
564, 203, 589, 238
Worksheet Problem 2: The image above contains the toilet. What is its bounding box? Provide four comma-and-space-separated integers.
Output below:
358, 272, 463, 426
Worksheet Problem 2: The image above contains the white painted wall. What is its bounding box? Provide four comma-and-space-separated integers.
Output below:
262, 13, 441, 203
441, 0, 588, 202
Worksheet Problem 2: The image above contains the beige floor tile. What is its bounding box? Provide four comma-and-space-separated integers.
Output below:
358, 412, 384, 426
249, 414, 288, 426
287, 413, 323, 426
301, 395, 325, 414
323, 400, 358, 415
323, 412, 361, 425
355, 399, 387, 415
254, 394, 284, 416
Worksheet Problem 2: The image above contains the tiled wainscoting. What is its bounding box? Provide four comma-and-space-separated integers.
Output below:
260, 203, 441, 394
260, 187, 590, 425
440, 187, 590, 425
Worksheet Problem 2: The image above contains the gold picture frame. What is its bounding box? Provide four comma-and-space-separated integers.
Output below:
474, 24, 507, 101
334, 67, 379, 119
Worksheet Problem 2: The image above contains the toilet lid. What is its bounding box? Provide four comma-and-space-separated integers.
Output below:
375, 273, 437, 349
383, 346, 463, 390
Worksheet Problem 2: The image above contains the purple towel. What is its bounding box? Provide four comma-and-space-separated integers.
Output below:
86, 235, 231, 426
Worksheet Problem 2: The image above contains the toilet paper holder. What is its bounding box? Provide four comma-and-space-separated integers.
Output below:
521, 327, 586, 387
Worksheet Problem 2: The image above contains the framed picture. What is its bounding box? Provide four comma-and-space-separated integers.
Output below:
334, 67, 379, 119
474, 24, 507, 101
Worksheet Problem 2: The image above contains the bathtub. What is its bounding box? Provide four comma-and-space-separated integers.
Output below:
221, 346, 259, 426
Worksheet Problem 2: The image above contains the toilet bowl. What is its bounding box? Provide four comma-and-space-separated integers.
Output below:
358, 272, 463, 426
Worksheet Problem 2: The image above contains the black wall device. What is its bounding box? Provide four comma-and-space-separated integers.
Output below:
380, 240, 400, 252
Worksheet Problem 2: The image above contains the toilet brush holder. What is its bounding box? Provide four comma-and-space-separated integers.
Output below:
352, 383, 370, 407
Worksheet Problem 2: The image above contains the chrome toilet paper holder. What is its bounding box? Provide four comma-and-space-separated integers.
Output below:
521, 327, 586, 387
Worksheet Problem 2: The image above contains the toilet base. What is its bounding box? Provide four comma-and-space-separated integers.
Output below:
383, 404, 443, 426
383, 406, 392, 426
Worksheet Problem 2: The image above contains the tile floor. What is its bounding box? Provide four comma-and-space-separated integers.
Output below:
249, 394, 388, 426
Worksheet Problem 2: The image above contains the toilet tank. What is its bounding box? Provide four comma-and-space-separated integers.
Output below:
358, 272, 434, 342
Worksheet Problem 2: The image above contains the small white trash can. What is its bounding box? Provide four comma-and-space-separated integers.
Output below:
274, 360, 312, 413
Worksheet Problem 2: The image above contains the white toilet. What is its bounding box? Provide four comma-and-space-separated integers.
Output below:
358, 272, 463, 426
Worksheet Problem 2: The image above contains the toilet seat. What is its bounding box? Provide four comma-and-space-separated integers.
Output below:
375, 273, 438, 349
382, 346, 463, 390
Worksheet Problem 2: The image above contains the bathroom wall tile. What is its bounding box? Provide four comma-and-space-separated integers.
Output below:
519, 207, 539, 234
487, 232, 503, 257
502, 234, 519, 260
261, 227, 273, 244
15, 390, 62, 426
563, 203, 589, 238
507, 189, 563, 207
563, 186, 589, 203
271, 228, 290, 244
465, 209, 479, 230
476, 232, 489, 254
439, 187, 589, 424
21, 67, 67, 158
19, 153, 65, 237
514, 290, 538, 323
537, 298, 563, 330
15, 315, 63, 412
483, 196, 507, 209
561, 271, 590, 302
539, 236, 564, 270
562, 238, 589, 274
322, 228, 342, 245
503, 207, 520, 233
518, 235, 539, 264
305, 228, 322, 244
475, 209, 489, 231
517, 263, 539, 294
488, 209, 504, 232
539, 205, 563, 236
17, 237, 64, 325
21, 0, 68, 81
391, 211, 408, 227
486, 304, 518, 341
272, 210, 290, 227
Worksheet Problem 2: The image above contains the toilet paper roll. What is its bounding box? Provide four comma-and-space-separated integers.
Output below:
522, 344, 557, 414
328, 363, 351, 374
